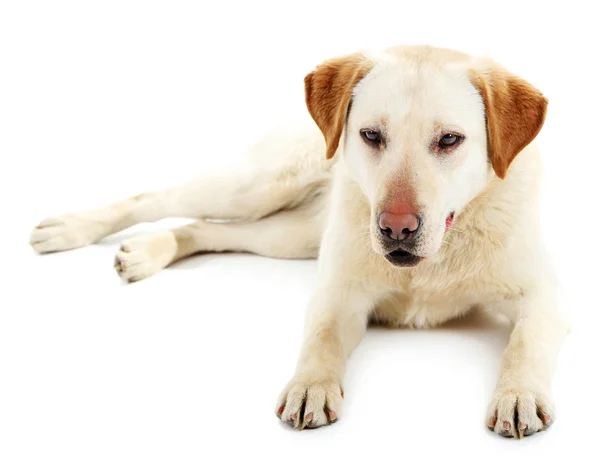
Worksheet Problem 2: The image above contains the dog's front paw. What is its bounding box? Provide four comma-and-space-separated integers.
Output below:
487, 385, 555, 438
276, 375, 344, 430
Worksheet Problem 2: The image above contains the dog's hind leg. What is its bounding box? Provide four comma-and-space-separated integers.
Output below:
114, 194, 328, 282
30, 127, 329, 254
30, 170, 315, 253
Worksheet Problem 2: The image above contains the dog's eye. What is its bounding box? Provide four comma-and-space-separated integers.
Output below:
361, 129, 383, 146
439, 133, 460, 148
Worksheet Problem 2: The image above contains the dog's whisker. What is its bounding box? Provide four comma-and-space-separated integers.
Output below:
441, 240, 457, 248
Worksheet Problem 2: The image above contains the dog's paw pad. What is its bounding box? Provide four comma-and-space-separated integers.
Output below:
114, 233, 177, 282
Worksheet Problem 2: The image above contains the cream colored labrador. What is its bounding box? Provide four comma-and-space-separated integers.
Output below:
30, 45, 569, 438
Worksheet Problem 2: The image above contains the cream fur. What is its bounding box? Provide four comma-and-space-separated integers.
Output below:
30, 45, 569, 439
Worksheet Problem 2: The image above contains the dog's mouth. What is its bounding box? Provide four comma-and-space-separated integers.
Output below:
445, 212, 455, 231
384, 248, 422, 267
383, 212, 455, 267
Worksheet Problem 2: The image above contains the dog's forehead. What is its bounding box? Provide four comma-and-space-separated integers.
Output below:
352, 51, 482, 127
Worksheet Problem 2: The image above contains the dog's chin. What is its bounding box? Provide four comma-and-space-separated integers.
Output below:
383, 248, 423, 267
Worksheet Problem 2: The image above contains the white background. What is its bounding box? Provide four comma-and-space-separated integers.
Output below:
1, 1, 599, 467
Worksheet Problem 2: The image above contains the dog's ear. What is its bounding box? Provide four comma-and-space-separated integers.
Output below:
304, 54, 373, 159
469, 64, 548, 179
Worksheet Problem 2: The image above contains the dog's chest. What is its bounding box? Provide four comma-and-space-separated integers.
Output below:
375, 286, 472, 328
373, 264, 485, 328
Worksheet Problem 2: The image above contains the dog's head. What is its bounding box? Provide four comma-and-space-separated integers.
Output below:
304, 45, 547, 267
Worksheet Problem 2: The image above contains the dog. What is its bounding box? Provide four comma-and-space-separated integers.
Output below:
30, 45, 569, 438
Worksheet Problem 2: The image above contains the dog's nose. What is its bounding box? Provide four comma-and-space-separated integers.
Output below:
378, 212, 420, 241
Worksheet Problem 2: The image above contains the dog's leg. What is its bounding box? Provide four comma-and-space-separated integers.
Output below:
30, 191, 180, 253
30, 165, 326, 254
114, 198, 327, 282
275, 282, 378, 429
486, 294, 570, 438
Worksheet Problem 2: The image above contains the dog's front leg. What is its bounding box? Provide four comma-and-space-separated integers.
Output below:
487, 293, 570, 438
276, 284, 376, 429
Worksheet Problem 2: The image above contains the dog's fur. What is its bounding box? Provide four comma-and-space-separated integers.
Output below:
30, 45, 569, 438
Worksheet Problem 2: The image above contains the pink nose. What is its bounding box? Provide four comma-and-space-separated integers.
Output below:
378, 212, 420, 241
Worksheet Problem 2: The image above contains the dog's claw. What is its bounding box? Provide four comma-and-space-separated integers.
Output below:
540, 412, 552, 425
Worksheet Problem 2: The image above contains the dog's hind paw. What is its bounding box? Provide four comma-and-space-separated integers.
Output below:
114, 232, 177, 282
30, 214, 103, 253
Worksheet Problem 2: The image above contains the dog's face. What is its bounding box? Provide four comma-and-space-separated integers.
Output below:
345, 57, 491, 264
305, 46, 547, 267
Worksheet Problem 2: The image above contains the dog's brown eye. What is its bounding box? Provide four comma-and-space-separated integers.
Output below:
361, 129, 383, 146
439, 133, 460, 147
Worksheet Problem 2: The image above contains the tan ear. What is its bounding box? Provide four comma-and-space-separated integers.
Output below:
469, 65, 548, 179
304, 54, 373, 159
